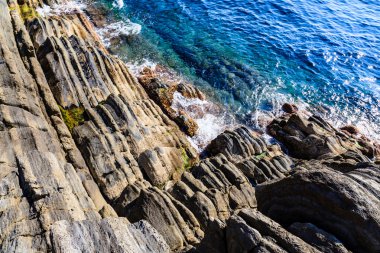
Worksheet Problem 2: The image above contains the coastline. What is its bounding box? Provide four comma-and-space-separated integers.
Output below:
0, 0, 379, 253
89, 0, 380, 145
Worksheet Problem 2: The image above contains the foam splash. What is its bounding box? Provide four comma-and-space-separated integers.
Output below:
359, 77, 377, 83
96, 21, 142, 47
171, 92, 235, 151
250, 92, 311, 130
312, 104, 380, 142
126, 59, 158, 78
249, 90, 380, 143
35, 5, 51, 17
36, 1, 85, 17
124, 60, 233, 150
245, 75, 379, 143
113, 0, 125, 8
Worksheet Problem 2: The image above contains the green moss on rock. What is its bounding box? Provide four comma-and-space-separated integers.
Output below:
181, 148, 192, 170
59, 106, 85, 133
255, 152, 267, 160
9, 3, 39, 21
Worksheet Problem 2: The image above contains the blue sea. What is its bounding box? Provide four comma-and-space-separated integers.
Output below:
94, 0, 380, 145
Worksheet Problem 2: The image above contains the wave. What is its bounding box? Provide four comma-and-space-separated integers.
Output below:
36, 1, 85, 17
312, 103, 380, 142
113, 0, 125, 9
171, 92, 236, 151
126, 59, 158, 78
126, 60, 236, 151
126, 58, 380, 152
249, 90, 380, 144
359, 77, 377, 83
96, 20, 142, 47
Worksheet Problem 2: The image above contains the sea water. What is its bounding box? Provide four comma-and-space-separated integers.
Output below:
91, 0, 380, 147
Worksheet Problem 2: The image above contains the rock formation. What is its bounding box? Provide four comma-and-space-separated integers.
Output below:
0, 0, 379, 252
138, 65, 204, 137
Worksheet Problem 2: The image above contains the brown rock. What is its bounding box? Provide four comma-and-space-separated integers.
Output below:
340, 125, 359, 135
268, 113, 380, 160
282, 103, 299, 113
137, 65, 204, 136
175, 110, 199, 137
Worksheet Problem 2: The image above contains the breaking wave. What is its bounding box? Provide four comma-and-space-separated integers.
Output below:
36, 1, 85, 17
96, 20, 142, 47
171, 92, 236, 151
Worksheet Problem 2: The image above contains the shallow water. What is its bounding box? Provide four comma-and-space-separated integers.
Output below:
93, 0, 380, 143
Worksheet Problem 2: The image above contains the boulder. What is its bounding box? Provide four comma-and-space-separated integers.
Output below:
256, 167, 380, 253
288, 222, 350, 253
138, 65, 204, 136
282, 103, 298, 113
267, 113, 379, 160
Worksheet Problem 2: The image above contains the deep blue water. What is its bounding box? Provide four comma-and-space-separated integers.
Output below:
97, 0, 380, 139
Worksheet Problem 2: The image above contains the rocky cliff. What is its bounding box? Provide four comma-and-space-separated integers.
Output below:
0, 0, 379, 252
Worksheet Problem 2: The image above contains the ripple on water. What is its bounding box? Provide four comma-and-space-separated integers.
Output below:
94, 0, 380, 142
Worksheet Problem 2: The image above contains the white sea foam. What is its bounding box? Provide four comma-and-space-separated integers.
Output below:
359, 77, 377, 83
249, 90, 380, 144
36, 5, 51, 17
357, 51, 365, 59
249, 90, 311, 131
171, 92, 235, 151
125, 60, 233, 150
126, 59, 157, 77
113, 0, 124, 9
36, 1, 85, 17
126, 59, 380, 152
172, 92, 208, 108
316, 104, 380, 142
96, 20, 142, 47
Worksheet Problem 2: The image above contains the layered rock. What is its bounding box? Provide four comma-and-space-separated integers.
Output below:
0, 0, 190, 251
256, 165, 380, 253
1, 1, 111, 251
50, 218, 170, 253
119, 131, 264, 251
1, 0, 379, 252
205, 127, 293, 185
262, 112, 380, 253
226, 209, 322, 253
267, 113, 380, 160
138, 65, 205, 137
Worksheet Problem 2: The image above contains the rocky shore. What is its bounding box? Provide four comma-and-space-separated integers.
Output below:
0, 0, 379, 252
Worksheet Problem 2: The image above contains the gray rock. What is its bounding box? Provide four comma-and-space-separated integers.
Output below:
256, 167, 380, 253
288, 222, 351, 253
50, 218, 170, 253
226, 216, 262, 253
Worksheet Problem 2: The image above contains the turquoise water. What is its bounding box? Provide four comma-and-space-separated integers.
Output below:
95, 0, 380, 139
